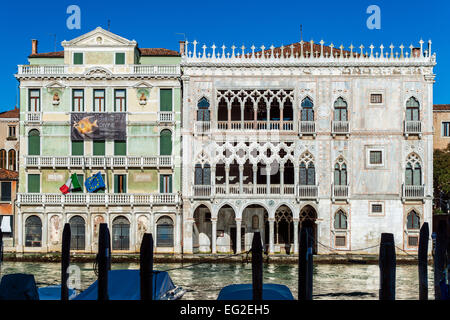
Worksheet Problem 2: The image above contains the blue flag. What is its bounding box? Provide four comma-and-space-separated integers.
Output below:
85, 172, 106, 193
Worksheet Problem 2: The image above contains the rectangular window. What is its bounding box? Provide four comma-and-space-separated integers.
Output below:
114, 89, 126, 112
335, 236, 346, 247
114, 174, 127, 193
370, 94, 383, 104
72, 141, 84, 156
115, 52, 125, 65
29, 89, 40, 112
93, 89, 105, 112
73, 52, 83, 65
371, 204, 383, 214
442, 122, 450, 137
160, 89, 173, 111
160, 175, 172, 193
72, 89, 84, 112
408, 236, 419, 247
114, 140, 126, 156
27, 174, 40, 193
8, 126, 16, 138
0, 182, 11, 201
93, 140, 105, 156
369, 151, 383, 165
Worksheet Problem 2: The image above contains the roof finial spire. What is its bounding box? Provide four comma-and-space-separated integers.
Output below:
300, 24, 303, 42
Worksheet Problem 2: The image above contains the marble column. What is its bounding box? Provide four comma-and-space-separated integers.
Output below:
266, 164, 271, 194
240, 103, 244, 129
269, 218, 275, 254
225, 165, 230, 194
253, 165, 257, 194
236, 219, 242, 253
293, 219, 299, 254
211, 218, 217, 254
294, 164, 299, 196
183, 218, 194, 254
280, 166, 284, 195
239, 164, 244, 194
253, 108, 257, 129
211, 166, 216, 196
280, 106, 284, 130
227, 106, 231, 129
175, 210, 182, 254
16, 209, 23, 251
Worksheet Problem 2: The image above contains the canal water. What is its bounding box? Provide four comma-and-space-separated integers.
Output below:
0, 261, 435, 300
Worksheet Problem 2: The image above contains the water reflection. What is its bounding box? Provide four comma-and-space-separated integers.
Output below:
0, 262, 435, 300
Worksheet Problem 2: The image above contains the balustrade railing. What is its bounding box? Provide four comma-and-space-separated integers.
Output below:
402, 184, 425, 199
194, 121, 211, 134
17, 193, 180, 206
297, 185, 319, 199
17, 65, 180, 76
332, 121, 350, 135
193, 185, 212, 197
333, 184, 349, 199
404, 121, 422, 135
158, 111, 174, 122
27, 112, 41, 122
298, 121, 316, 135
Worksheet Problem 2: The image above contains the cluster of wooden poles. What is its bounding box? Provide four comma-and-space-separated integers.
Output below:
58, 219, 448, 300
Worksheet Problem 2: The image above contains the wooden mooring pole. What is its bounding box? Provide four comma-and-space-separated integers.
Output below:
252, 232, 263, 300
98, 223, 110, 300
61, 223, 71, 301
418, 222, 429, 300
140, 233, 154, 300
434, 220, 447, 300
299, 226, 313, 300
379, 233, 396, 300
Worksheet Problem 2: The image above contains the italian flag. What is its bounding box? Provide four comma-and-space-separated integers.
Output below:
60, 173, 82, 194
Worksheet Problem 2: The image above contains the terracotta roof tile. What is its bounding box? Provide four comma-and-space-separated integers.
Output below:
28, 51, 64, 58
434, 104, 450, 111
0, 168, 18, 180
0, 107, 19, 119
138, 48, 180, 57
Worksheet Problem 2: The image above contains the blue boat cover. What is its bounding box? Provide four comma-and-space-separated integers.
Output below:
217, 284, 294, 300
0, 274, 39, 300
38, 285, 77, 300
74, 269, 176, 300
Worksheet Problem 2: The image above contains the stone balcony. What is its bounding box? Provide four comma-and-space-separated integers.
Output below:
158, 111, 174, 123
402, 184, 425, 202
332, 184, 349, 202
17, 193, 181, 207
24, 155, 173, 169
216, 120, 294, 131
404, 121, 422, 138
298, 121, 316, 137
27, 112, 42, 123
331, 121, 350, 136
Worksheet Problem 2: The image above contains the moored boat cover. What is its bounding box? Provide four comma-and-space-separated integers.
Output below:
38, 285, 77, 300
0, 274, 39, 300
74, 269, 176, 300
217, 284, 294, 300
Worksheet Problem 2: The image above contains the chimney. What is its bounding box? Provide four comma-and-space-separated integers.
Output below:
179, 40, 185, 56
31, 39, 38, 55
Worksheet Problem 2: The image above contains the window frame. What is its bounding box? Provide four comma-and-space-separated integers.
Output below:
115, 52, 126, 65
0, 181, 12, 202
93, 89, 106, 112
442, 121, 450, 138
114, 89, 127, 112
72, 89, 85, 112
366, 147, 385, 168
28, 89, 41, 112
73, 52, 84, 65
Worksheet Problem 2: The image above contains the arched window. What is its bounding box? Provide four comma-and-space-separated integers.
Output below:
405, 154, 422, 186
334, 210, 347, 230
197, 97, 210, 121
195, 163, 211, 185
156, 216, 174, 247
301, 97, 314, 121
8, 149, 16, 171
406, 97, 420, 121
28, 129, 40, 156
334, 97, 348, 121
159, 129, 172, 156
25, 215, 42, 247
299, 152, 315, 185
0, 150, 6, 169
69, 216, 85, 250
334, 161, 347, 186
112, 216, 130, 250
407, 210, 420, 230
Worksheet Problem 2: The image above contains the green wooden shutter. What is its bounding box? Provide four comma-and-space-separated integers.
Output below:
93, 141, 105, 155
168, 175, 172, 193
1, 182, 11, 201
114, 175, 119, 193
114, 140, 126, 155
75, 174, 84, 193
160, 130, 172, 156
74, 53, 83, 65
28, 130, 40, 155
115, 53, 125, 65
72, 141, 84, 156
160, 89, 172, 111
28, 174, 40, 193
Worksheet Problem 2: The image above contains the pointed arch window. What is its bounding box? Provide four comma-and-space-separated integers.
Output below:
197, 97, 210, 121
334, 210, 347, 230
407, 210, 420, 230
299, 162, 315, 185
0, 150, 6, 169
334, 97, 348, 121
25, 215, 42, 247
8, 149, 16, 171
405, 154, 422, 186
334, 162, 347, 186
406, 97, 420, 121
301, 97, 314, 121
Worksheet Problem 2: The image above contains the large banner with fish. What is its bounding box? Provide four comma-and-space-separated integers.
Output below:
71, 113, 126, 141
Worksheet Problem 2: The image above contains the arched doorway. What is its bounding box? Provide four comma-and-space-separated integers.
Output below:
156, 215, 174, 248
275, 205, 294, 254
242, 204, 268, 252
193, 204, 212, 253
112, 216, 130, 250
25, 215, 42, 247
217, 205, 236, 253
69, 216, 85, 250
300, 205, 318, 254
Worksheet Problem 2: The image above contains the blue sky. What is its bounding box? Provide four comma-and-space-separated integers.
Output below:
1, 0, 449, 112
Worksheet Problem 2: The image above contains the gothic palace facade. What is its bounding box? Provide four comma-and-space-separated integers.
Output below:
14, 28, 436, 255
